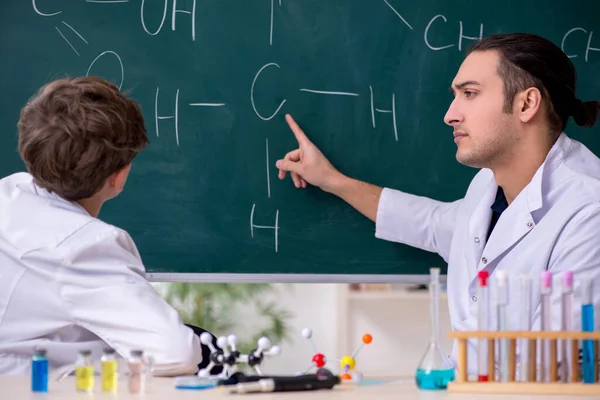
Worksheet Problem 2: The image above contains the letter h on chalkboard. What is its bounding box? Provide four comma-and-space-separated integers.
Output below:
155, 87, 180, 146
250, 204, 280, 253
369, 86, 398, 142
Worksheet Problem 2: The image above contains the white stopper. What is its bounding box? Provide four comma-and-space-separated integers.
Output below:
496, 269, 508, 287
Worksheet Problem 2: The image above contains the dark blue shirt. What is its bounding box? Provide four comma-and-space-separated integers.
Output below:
487, 186, 508, 241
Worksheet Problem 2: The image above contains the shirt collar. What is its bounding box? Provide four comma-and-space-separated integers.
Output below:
525, 132, 572, 213
27, 179, 91, 217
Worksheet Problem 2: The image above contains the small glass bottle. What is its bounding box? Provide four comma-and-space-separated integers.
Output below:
75, 350, 95, 393
415, 268, 455, 390
31, 348, 48, 393
128, 350, 147, 394
101, 348, 118, 393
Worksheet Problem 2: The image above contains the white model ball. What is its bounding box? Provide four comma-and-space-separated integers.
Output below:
228, 335, 238, 345
302, 328, 312, 338
217, 336, 228, 349
258, 337, 271, 349
200, 332, 213, 345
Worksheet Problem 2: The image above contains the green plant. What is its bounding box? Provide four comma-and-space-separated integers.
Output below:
161, 283, 293, 354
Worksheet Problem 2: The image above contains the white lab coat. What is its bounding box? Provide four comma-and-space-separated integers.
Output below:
0, 173, 202, 375
375, 133, 600, 376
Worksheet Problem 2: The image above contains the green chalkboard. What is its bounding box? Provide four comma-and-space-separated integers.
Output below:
1, 1, 599, 279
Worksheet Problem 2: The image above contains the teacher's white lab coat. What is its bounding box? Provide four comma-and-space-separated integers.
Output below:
0, 173, 202, 375
375, 133, 600, 376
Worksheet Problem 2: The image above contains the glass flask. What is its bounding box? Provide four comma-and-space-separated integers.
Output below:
415, 267, 456, 390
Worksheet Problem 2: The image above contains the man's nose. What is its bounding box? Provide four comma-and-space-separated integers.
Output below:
444, 100, 462, 127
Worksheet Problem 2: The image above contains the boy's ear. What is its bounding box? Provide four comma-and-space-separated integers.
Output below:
108, 164, 131, 192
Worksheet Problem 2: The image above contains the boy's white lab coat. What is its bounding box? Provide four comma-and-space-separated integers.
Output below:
375, 133, 600, 375
0, 173, 202, 375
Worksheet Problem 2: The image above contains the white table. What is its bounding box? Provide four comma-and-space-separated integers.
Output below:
2, 375, 598, 400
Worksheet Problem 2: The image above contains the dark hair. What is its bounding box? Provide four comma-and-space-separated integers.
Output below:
468, 33, 600, 133
18, 76, 149, 201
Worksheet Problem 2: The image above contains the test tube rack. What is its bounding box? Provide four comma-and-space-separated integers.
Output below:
447, 330, 600, 395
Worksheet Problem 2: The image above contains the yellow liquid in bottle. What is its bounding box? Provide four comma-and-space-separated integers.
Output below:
101, 360, 118, 392
76, 365, 94, 392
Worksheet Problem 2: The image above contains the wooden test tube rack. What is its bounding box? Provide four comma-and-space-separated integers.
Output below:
447, 331, 600, 395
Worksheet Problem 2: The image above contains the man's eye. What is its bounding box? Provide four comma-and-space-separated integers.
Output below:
465, 91, 476, 98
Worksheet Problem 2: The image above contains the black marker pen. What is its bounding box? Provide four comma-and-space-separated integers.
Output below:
229, 375, 340, 394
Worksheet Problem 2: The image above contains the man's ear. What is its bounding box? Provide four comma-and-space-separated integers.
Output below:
515, 87, 543, 123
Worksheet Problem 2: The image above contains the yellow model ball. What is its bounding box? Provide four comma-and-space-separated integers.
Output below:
340, 356, 355, 371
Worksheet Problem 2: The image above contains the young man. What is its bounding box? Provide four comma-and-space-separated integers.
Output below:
276, 33, 600, 374
0, 77, 215, 376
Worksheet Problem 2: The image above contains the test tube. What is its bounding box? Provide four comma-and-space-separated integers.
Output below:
496, 270, 509, 381
518, 275, 532, 382
581, 280, 596, 384
540, 271, 553, 382
477, 270, 490, 382
561, 271, 574, 382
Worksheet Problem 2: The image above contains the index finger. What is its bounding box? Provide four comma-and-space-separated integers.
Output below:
285, 114, 311, 146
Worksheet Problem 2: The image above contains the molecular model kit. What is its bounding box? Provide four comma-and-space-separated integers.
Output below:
302, 328, 373, 381
197, 333, 281, 378
193, 328, 373, 383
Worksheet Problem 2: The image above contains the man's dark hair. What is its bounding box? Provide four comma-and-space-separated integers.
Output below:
468, 33, 600, 133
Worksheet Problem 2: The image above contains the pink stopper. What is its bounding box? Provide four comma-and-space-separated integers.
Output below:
477, 270, 489, 287
541, 271, 553, 288
562, 271, 574, 287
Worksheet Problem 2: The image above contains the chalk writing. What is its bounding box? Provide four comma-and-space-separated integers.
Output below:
300, 89, 359, 97
270, 0, 283, 46
458, 21, 483, 51
86, 51, 124, 90
369, 86, 376, 128
141, 0, 196, 40
55, 20, 89, 56
141, 0, 168, 36
155, 88, 180, 146
562, 27, 599, 62
266, 138, 272, 199
173, 0, 197, 41
55, 27, 80, 56
250, 204, 280, 252
585, 32, 599, 62
424, 14, 483, 51
251, 63, 287, 121
189, 102, 226, 107
370, 87, 398, 141
26, 1, 600, 260
32, 0, 62, 16
61, 21, 88, 45
382, 0, 413, 30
